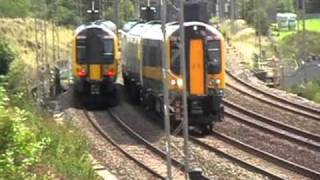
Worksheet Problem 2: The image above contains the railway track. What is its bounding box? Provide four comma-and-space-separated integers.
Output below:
209, 130, 320, 179
189, 136, 285, 180
84, 108, 211, 180
83, 109, 166, 179
224, 99, 320, 151
226, 71, 320, 122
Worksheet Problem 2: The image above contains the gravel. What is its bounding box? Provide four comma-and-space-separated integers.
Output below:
110, 86, 282, 180
225, 87, 320, 135
65, 109, 157, 180
215, 115, 320, 171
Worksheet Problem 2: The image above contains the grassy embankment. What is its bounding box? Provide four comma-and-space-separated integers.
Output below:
275, 18, 320, 41
0, 18, 98, 179
220, 18, 320, 104
276, 18, 320, 102
218, 19, 275, 68
276, 18, 320, 60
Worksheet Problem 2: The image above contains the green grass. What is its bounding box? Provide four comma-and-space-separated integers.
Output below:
274, 18, 320, 41
302, 18, 320, 32
290, 81, 320, 103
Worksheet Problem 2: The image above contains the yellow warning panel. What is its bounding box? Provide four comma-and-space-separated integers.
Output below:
90, 65, 102, 80
189, 39, 204, 96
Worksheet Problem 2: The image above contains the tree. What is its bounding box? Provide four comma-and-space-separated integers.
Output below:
277, 0, 294, 12
0, 37, 15, 75
0, 0, 32, 18
120, 0, 136, 25
239, 0, 295, 35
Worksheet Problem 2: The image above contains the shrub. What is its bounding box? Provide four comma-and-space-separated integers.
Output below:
289, 81, 320, 103
0, 37, 15, 75
0, 87, 49, 179
0, 86, 97, 179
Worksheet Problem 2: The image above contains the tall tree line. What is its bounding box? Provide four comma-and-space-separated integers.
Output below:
0, 0, 137, 27
238, 0, 295, 35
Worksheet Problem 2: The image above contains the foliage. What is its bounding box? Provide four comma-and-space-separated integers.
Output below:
38, 120, 96, 179
0, 0, 32, 18
0, 85, 97, 179
239, 0, 295, 35
0, 87, 49, 179
277, 0, 294, 13
120, 0, 136, 25
279, 31, 320, 60
290, 81, 320, 103
0, 0, 137, 26
0, 37, 15, 75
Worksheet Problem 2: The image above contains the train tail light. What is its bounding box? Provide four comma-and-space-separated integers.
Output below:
77, 69, 87, 78
104, 68, 116, 78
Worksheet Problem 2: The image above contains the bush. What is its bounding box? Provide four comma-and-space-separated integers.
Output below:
0, 86, 97, 179
0, 87, 48, 179
289, 81, 320, 103
0, 37, 15, 75
0, 0, 31, 18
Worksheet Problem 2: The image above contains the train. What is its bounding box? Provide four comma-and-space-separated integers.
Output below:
121, 20, 226, 131
71, 20, 120, 105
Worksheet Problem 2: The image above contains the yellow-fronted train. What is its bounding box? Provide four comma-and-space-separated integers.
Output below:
121, 20, 226, 132
71, 21, 120, 106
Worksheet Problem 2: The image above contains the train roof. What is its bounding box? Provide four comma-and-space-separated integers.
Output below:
122, 21, 140, 32
123, 21, 224, 41
74, 21, 116, 38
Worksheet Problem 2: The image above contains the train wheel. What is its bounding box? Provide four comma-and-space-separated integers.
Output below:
199, 124, 212, 135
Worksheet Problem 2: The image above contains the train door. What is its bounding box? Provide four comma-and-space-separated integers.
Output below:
189, 39, 205, 96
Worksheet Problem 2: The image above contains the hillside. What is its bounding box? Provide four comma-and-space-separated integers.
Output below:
0, 18, 73, 68
279, 31, 320, 60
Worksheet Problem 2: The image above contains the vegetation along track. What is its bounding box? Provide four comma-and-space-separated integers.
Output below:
208, 130, 320, 179
224, 99, 320, 151
84, 108, 211, 180
226, 71, 320, 121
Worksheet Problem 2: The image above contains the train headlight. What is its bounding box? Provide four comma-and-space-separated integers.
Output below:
209, 79, 221, 86
170, 79, 177, 86
170, 78, 183, 88
214, 79, 221, 85
177, 78, 183, 88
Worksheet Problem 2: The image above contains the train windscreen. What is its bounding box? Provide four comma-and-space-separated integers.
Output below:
76, 28, 114, 64
207, 40, 221, 74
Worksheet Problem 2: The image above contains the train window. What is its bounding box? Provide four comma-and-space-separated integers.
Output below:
207, 40, 221, 74
171, 41, 180, 75
103, 39, 113, 55
143, 40, 162, 67
76, 39, 86, 62
102, 38, 114, 63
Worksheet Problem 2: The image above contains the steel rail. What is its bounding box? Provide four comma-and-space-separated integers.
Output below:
226, 70, 320, 117
83, 109, 166, 180
189, 136, 285, 180
211, 130, 320, 179
108, 110, 211, 180
224, 99, 320, 151
227, 83, 320, 122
